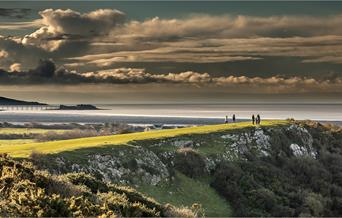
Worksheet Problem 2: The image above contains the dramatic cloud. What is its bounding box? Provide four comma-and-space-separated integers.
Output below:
62, 12, 342, 69
0, 60, 341, 94
22, 9, 125, 51
1, 8, 342, 81
0, 35, 48, 70
81, 68, 342, 94
112, 15, 342, 40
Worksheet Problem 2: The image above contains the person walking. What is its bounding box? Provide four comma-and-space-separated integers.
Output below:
232, 114, 236, 123
225, 115, 229, 124
252, 114, 255, 125
257, 114, 261, 125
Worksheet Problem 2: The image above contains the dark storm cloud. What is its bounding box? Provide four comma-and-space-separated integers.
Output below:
1, 60, 342, 94
0, 8, 31, 19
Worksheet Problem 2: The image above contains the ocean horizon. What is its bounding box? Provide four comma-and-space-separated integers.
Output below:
0, 103, 341, 125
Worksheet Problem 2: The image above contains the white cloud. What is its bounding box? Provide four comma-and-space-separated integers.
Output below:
0, 49, 8, 58
80, 68, 342, 93
9, 63, 22, 72
39, 8, 125, 35
22, 9, 125, 51
2, 8, 342, 76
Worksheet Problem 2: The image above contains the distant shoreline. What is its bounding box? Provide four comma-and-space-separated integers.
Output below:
0, 111, 341, 126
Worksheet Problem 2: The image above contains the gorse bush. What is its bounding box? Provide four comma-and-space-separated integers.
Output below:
0, 154, 195, 217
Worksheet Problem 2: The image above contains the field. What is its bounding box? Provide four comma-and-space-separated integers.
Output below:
0, 128, 68, 134
0, 139, 35, 147
0, 120, 287, 158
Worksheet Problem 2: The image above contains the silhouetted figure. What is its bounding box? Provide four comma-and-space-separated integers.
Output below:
232, 114, 236, 123
225, 115, 228, 124
257, 114, 261, 125
252, 114, 255, 125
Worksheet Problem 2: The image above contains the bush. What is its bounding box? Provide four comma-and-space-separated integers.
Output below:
0, 155, 186, 217
210, 122, 342, 217
174, 148, 207, 178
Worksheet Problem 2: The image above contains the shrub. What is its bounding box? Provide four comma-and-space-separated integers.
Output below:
211, 122, 342, 217
0, 155, 186, 217
174, 148, 207, 178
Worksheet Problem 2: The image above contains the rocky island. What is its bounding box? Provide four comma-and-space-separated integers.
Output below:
58, 104, 99, 110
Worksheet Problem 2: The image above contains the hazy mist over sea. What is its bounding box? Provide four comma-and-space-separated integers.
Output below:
0, 103, 341, 125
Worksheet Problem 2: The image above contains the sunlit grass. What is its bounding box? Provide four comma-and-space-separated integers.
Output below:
0, 139, 35, 147
0, 120, 288, 158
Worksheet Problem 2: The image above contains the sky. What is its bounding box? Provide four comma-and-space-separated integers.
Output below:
0, 1, 342, 104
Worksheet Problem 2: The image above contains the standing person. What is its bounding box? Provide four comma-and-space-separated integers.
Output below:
232, 114, 236, 123
225, 115, 229, 124
252, 114, 255, 125
257, 114, 261, 125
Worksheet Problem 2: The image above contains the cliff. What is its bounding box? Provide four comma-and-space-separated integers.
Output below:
28, 121, 342, 217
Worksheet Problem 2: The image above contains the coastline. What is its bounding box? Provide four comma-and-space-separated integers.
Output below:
0, 110, 341, 126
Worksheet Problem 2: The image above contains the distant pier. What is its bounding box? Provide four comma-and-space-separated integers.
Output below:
0, 105, 59, 111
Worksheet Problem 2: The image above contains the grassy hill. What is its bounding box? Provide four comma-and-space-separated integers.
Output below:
0, 120, 287, 158
0, 120, 287, 216
2, 120, 341, 217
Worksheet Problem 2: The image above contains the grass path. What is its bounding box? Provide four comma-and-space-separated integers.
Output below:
0, 120, 287, 158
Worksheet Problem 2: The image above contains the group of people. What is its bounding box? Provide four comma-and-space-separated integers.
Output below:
252, 114, 261, 125
224, 114, 236, 123
224, 114, 261, 125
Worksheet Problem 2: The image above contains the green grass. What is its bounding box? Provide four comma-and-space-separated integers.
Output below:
0, 128, 69, 134
0, 120, 288, 158
138, 172, 232, 217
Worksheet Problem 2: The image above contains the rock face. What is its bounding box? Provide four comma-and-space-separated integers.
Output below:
51, 146, 170, 185
44, 123, 320, 186
286, 125, 316, 158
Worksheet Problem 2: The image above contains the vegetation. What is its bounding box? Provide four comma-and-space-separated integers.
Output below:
0, 128, 68, 135
0, 128, 70, 140
0, 154, 197, 217
0, 120, 286, 157
3, 120, 341, 217
0, 139, 35, 147
0, 122, 137, 144
139, 172, 231, 217
210, 121, 342, 216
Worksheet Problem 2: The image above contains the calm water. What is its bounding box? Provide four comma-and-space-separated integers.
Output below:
0, 104, 341, 125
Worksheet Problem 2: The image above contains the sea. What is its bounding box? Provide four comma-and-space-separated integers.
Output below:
0, 103, 341, 126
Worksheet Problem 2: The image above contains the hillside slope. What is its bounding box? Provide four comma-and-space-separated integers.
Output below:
0, 96, 45, 105
3, 120, 342, 216
0, 155, 199, 217
0, 120, 286, 157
